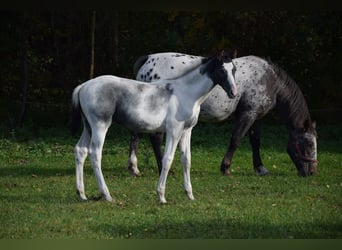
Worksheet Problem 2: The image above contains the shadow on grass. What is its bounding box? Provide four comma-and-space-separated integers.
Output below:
92, 218, 342, 239
0, 166, 75, 177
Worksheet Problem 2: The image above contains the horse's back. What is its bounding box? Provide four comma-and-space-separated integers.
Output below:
135, 52, 203, 81
78, 75, 172, 132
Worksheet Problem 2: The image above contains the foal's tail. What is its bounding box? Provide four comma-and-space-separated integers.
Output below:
70, 84, 83, 135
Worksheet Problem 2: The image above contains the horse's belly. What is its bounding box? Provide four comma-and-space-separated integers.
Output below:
199, 86, 237, 122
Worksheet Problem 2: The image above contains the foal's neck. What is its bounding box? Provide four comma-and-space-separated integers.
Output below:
173, 67, 215, 102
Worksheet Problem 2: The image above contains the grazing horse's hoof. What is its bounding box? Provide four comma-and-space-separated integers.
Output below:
127, 165, 142, 177
130, 171, 142, 177
221, 167, 231, 176
255, 166, 269, 176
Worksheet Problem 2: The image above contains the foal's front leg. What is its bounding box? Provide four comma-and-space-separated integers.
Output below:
179, 128, 194, 201
157, 130, 182, 204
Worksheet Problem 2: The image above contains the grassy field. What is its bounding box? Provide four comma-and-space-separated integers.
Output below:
0, 123, 341, 239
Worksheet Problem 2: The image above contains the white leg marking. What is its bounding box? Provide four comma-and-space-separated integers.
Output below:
128, 150, 141, 176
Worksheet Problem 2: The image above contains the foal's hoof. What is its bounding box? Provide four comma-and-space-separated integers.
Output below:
104, 194, 113, 202
187, 192, 195, 201
159, 198, 167, 205
77, 190, 88, 201
90, 194, 113, 202
255, 166, 269, 176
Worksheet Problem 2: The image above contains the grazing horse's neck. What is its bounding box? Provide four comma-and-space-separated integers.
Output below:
275, 70, 311, 131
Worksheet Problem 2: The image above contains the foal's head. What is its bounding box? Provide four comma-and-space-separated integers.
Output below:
201, 50, 237, 98
287, 120, 318, 177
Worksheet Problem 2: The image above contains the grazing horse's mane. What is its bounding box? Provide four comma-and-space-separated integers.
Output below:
133, 55, 148, 76
270, 60, 312, 130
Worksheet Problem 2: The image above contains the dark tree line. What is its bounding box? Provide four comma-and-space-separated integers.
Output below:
0, 11, 341, 128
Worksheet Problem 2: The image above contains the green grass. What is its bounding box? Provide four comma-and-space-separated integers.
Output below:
0, 123, 341, 239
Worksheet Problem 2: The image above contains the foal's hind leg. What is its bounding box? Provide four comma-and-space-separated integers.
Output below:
89, 124, 112, 201
75, 127, 91, 201
248, 122, 268, 176
127, 132, 142, 176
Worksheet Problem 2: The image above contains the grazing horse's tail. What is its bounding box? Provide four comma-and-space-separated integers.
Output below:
71, 84, 84, 135
133, 55, 148, 77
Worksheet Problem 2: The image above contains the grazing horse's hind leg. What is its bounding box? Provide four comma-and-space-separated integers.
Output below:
89, 123, 113, 201
248, 122, 268, 176
127, 132, 142, 176
75, 127, 91, 201
127, 132, 164, 176
149, 133, 164, 175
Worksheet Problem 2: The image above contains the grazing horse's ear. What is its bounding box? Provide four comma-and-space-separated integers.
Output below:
303, 119, 313, 132
218, 50, 225, 61
219, 50, 233, 63
230, 49, 238, 59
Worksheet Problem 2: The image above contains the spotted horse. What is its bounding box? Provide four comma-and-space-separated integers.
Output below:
129, 52, 318, 177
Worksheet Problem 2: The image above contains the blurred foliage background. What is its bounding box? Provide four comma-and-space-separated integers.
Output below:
0, 11, 341, 129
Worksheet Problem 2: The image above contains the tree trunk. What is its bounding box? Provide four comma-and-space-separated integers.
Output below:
18, 15, 29, 128
114, 12, 119, 68
89, 11, 96, 79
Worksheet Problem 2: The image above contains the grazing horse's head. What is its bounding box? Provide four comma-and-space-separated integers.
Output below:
287, 120, 318, 177
201, 50, 238, 99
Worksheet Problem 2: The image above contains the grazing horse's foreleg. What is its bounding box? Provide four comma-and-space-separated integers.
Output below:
75, 127, 91, 201
149, 132, 164, 175
248, 122, 268, 176
89, 123, 112, 202
179, 128, 195, 201
220, 112, 256, 176
127, 132, 142, 176
157, 129, 182, 204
